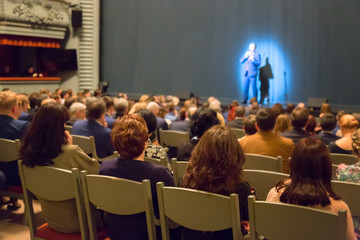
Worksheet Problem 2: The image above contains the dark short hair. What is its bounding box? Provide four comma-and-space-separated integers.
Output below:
243, 115, 257, 135
102, 96, 114, 110
87, 98, 106, 120
256, 108, 276, 131
111, 114, 148, 159
135, 108, 157, 134
190, 107, 220, 138
235, 106, 245, 117
320, 113, 337, 131
290, 107, 309, 128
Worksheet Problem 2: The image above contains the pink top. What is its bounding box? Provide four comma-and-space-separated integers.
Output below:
266, 187, 356, 240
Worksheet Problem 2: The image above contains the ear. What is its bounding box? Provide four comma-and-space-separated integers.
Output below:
255, 123, 260, 130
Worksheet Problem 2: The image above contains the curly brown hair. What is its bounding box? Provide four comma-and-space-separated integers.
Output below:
111, 114, 148, 159
182, 125, 245, 195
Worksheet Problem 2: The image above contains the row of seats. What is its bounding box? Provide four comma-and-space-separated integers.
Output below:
18, 160, 357, 240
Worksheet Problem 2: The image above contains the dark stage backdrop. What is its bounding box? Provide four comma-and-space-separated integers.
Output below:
101, 0, 360, 105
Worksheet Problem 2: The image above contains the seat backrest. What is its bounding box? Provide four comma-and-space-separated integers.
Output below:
332, 180, 360, 216
159, 129, 190, 147
0, 138, 20, 162
330, 153, 357, 165
171, 158, 188, 186
243, 170, 289, 200
65, 125, 73, 134
144, 156, 168, 167
156, 182, 243, 240
332, 164, 338, 179
17, 160, 88, 240
248, 195, 347, 240
244, 153, 283, 172
72, 135, 96, 156
230, 128, 245, 138
81, 172, 156, 240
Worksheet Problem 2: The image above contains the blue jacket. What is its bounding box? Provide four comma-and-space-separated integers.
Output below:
0, 115, 29, 140
240, 52, 261, 77
72, 119, 115, 158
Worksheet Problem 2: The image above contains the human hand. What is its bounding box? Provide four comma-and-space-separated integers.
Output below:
65, 130, 73, 145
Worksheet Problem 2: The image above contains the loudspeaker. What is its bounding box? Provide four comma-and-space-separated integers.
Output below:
307, 97, 328, 109
72, 9, 82, 28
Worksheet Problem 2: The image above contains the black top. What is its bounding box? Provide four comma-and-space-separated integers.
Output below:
281, 127, 311, 144
226, 118, 244, 129
176, 139, 198, 161
99, 158, 175, 240
317, 132, 340, 145
328, 142, 353, 154
182, 182, 252, 240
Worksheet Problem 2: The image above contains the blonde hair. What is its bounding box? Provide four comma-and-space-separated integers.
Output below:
340, 114, 359, 129
352, 129, 360, 156
129, 102, 147, 114
0, 91, 17, 112
16, 94, 29, 107
274, 114, 291, 134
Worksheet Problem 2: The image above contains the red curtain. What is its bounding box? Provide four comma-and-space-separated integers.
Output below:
0, 35, 60, 48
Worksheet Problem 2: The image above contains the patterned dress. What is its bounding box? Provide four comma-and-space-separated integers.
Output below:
336, 162, 360, 239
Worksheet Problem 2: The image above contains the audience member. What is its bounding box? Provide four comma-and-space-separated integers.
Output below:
169, 105, 197, 132
226, 100, 240, 122
19, 102, 101, 233
249, 101, 259, 115
135, 109, 167, 159
286, 103, 295, 115
0, 91, 29, 187
41, 97, 56, 106
240, 108, 294, 173
99, 114, 178, 240
227, 106, 245, 129
177, 107, 220, 161
147, 101, 168, 130
317, 113, 340, 145
274, 113, 291, 135
114, 97, 129, 119
242, 115, 257, 136
182, 125, 251, 238
129, 102, 147, 114
266, 137, 355, 240
72, 98, 115, 158
281, 107, 311, 144
336, 128, 360, 238
272, 103, 284, 118
67, 102, 86, 126
305, 115, 317, 135
209, 99, 225, 126
320, 102, 332, 118
328, 114, 359, 154
334, 110, 346, 137
102, 96, 115, 128
16, 94, 30, 121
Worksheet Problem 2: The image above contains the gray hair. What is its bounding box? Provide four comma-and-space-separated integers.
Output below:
147, 101, 159, 112
69, 102, 86, 114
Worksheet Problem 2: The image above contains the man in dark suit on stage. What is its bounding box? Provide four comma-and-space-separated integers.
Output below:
72, 98, 115, 158
226, 106, 245, 129
240, 43, 261, 104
